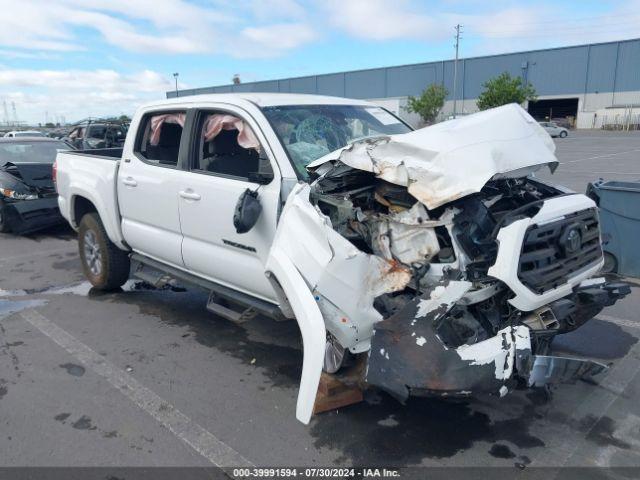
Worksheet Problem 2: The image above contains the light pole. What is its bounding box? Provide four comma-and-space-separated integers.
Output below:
173, 72, 179, 97
452, 24, 463, 119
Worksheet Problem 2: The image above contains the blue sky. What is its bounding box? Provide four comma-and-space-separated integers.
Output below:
0, 0, 638, 123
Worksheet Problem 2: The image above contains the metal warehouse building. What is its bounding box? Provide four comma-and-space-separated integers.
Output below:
168, 38, 640, 129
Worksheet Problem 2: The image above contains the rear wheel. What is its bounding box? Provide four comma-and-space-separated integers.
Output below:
78, 212, 130, 290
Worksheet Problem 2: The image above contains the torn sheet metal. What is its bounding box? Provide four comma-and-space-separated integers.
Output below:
367, 279, 534, 400
271, 183, 411, 352
308, 104, 558, 210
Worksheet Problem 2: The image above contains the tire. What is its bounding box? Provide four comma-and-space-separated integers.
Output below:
0, 199, 12, 233
78, 212, 130, 290
602, 252, 617, 274
559, 130, 568, 138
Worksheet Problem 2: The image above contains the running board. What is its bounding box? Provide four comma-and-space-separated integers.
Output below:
133, 269, 178, 289
206, 292, 257, 324
130, 253, 285, 321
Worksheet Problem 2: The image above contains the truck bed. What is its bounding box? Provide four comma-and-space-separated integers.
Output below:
63, 147, 123, 160
55, 150, 126, 248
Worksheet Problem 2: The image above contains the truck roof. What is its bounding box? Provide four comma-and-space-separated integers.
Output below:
145, 92, 373, 109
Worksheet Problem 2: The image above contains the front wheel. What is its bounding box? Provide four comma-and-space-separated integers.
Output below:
78, 212, 130, 290
602, 252, 617, 274
559, 130, 568, 138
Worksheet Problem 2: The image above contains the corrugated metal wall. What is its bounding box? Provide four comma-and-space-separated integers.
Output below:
168, 38, 640, 100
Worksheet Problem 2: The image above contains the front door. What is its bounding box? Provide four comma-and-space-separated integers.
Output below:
117, 109, 189, 268
178, 108, 281, 302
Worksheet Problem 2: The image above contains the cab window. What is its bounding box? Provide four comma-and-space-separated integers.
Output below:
194, 112, 272, 182
135, 112, 186, 166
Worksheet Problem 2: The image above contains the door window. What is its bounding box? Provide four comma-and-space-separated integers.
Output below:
69, 127, 84, 139
194, 113, 272, 181
88, 126, 107, 139
135, 112, 186, 167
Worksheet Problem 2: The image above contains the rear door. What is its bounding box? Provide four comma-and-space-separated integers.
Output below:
117, 108, 191, 268
178, 106, 281, 302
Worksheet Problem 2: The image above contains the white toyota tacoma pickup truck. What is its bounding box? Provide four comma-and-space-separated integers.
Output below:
55, 94, 629, 424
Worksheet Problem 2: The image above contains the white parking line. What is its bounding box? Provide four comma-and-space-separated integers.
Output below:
20, 309, 254, 468
597, 314, 640, 330
564, 148, 640, 164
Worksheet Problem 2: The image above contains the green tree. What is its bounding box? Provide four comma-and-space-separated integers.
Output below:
476, 72, 537, 110
406, 84, 448, 124
118, 114, 131, 123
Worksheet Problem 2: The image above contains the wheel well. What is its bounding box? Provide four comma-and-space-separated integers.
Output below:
73, 196, 97, 227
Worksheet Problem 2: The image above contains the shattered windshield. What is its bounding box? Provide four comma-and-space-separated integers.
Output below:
261, 104, 412, 179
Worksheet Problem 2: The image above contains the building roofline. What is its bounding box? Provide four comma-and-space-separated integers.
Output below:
169, 37, 640, 96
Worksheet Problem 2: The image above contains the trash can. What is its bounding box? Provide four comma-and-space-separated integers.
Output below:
587, 179, 640, 278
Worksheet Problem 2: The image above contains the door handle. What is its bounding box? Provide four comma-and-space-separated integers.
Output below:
122, 177, 137, 187
179, 190, 201, 201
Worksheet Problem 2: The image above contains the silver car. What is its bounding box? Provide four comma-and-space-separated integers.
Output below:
539, 121, 569, 138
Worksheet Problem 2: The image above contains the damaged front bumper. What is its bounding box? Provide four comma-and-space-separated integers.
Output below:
366, 278, 630, 400
1, 196, 63, 234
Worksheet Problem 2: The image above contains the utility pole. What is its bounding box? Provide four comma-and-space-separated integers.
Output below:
452, 24, 463, 119
2, 101, 8, 125
173, 73, 179, 97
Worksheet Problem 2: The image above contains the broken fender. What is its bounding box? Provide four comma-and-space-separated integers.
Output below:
267, 183, 412, 421
265, 247, 325, 424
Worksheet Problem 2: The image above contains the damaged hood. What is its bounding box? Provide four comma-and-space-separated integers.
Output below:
308, 104, 559, 210
1, 162, 54, 190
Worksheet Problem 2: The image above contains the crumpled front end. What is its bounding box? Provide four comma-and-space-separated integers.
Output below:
268, 105, 631, 423
366, 277, 628, 400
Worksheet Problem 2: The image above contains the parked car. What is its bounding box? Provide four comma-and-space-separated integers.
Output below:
539, 121, 569, 137
3, 130, 46, 138
550, 117, 573, 129
0, 138, 74, 233
65, 120, 127, 150
54, 96, 629, 424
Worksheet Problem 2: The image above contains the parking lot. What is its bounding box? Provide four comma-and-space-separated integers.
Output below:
1, 130, 640, 474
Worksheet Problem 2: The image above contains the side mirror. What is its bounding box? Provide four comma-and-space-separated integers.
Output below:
233, 188, 262, 234
247, 171, 274, 184
247, 153, 274, 184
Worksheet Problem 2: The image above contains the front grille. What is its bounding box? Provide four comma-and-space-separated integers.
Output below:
518, 208, 602, 294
